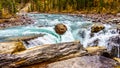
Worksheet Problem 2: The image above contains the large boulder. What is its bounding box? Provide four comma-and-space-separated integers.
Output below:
91, 23, 105, 33
48, 56, 119, 68
0, 42, 26, 54
107, 35, 120, 58
54, 24, 67, 35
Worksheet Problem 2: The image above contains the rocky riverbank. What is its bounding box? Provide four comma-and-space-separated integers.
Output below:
55, 13, 119, 25
0, 15, 35, 29
80, 13, 120, 24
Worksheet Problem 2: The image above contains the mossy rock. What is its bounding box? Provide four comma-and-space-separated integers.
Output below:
91, 23, 105, 33
0, 42, 26, 54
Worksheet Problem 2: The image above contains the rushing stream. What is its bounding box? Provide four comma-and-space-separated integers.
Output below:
0, 14, 120, 57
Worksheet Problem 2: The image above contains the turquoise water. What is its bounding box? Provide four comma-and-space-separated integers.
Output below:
0, 14, 92, 47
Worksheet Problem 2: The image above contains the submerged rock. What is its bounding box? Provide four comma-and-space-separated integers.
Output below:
48, 55, 119, 68
91, 23, 105, 33
6, 34, 44, 41
112, 19, 120, 24
0, 42, 26, 54
54, 24, 67, 35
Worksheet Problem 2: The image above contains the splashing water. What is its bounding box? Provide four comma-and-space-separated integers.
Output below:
0, 13, 120, 56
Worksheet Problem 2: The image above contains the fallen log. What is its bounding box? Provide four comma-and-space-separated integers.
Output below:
0, 41, 87, 68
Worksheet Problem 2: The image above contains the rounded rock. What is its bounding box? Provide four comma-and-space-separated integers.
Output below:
54, 24, 67, 35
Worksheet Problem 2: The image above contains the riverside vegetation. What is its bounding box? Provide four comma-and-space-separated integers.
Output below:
1, 0, 120, 18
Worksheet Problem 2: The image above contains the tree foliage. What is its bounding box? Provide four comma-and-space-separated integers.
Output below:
0, 0, 120, 18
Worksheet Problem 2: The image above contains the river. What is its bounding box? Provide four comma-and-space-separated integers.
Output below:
0, 14, 119, 57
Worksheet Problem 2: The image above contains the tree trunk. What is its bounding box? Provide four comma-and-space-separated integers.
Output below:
0, 41, 86, 68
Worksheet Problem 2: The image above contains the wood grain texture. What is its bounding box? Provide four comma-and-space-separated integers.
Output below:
0, 41, 86, 68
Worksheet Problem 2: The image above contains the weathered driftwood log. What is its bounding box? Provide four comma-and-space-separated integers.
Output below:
0, 41, 86, 68
23, 46, 107, 68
